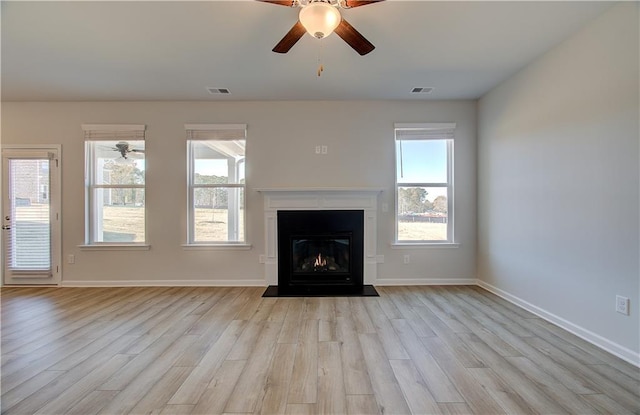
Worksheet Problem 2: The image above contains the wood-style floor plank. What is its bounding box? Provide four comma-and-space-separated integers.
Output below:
358, 333, 412, 415
190, 359, 245, 415
346, 394, 381, 415
258, 343, 297, 415
277, 298, 304, 344
390, 318, 464, 403
168, 319, 246, 405
223, 320, 283, 413
317, 341, 347, 414
286, 319, 319, 404
466, 367, 536, 415
456, 332, 570, 415
1, 285, 638, 415
389, 358, 442, 415
421, 336, 507, 414
336, 315, 374, 395
382, 286, 438, 338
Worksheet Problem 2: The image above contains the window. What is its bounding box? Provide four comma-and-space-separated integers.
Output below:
395, 123, 455, 243
83, 124, 146, 244
186, 124, 246, 244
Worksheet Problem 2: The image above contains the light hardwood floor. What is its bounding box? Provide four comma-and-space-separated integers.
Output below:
1, 285, 638, 415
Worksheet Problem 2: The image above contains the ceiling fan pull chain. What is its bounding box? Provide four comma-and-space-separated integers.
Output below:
317, 39, 324, 77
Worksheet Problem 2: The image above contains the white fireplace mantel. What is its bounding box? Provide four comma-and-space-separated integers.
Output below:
257, 188, 383, 286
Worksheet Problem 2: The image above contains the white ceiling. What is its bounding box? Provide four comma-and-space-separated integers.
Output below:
1, 1, 613, 101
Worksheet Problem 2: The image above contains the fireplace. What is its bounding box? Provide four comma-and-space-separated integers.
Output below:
277, 210, 364, 295
258, 188, 382, 295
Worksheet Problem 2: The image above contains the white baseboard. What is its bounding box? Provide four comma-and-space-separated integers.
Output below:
62, 278, 477, 288
375, 278, 477, 286
477, 280, 640, 367
60, 279, 267, 287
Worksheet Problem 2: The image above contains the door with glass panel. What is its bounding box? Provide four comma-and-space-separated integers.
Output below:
2, 147, 61, 285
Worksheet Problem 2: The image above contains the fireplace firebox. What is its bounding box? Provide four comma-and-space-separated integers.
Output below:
277, 210, 364, 295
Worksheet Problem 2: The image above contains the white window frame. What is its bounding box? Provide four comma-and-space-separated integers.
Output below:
81, 124, 148, 248
394, 123, 456, 245
2, 144, 63, 285
184, 124, 249, 249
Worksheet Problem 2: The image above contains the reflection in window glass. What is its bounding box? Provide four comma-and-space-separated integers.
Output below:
85, 138, 145, 244
395, 130, 453, 243
188, 138, 246, 243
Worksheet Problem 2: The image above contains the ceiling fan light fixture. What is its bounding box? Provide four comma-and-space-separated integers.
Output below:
299, 2, 341, 39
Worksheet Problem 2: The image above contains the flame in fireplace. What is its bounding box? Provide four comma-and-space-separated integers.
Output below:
314, 253, 327, 269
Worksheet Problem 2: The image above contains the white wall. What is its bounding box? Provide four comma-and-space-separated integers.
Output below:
1, 100, 477, 285
478, 3, 639, 362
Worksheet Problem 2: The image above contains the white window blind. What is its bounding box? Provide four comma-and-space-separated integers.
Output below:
185, 124, 247, 141
394, 123, 456, 140
82, 124, 146, 141
6, 157, 52, 274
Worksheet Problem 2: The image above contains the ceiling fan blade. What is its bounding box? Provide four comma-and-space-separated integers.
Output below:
255, 0, 296, 6
343, 0, 385, 8
273, 21, 307, 53
334, 19, 375, 56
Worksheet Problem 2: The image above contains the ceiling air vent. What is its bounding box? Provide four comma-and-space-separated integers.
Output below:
411, 87, 434, 94
207, 87, 230, 95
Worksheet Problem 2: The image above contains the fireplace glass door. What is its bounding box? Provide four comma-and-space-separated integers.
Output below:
291, 235, 351, 283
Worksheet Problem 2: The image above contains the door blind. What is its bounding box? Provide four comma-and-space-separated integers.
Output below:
6, 158, 52, 274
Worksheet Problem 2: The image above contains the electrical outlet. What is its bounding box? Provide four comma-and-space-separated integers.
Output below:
321, 145, 328, 155
403, 254, 410, 264
67, 254, 75, 264
259, 255, 266, 264
616, 295, 630, 315
315, 145, 321, 154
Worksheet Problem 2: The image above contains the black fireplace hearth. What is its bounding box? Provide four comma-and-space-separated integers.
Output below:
266, 209, 377, 296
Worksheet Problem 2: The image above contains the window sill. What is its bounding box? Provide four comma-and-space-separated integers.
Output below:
391, 242, 460, 249
182, 243, 252, 251
78, 244, 151, 251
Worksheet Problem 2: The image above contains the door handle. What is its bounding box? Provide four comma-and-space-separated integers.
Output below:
2, 225, 11, 230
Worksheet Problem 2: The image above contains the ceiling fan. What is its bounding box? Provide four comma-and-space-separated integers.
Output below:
257, 0, 384, 56
113, 142, 144, 160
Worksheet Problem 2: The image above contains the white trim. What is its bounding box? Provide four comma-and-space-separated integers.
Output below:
477, 280, 640, 367
1, 145, 62, 286
84, 138, 147, 244
78, 244, 150, 251
60, 279, 266, 287
81, 124, 145, 132
182, 243, 252, 251
394, 135, 454, 244
186, 134, 247, 244
375, 278, 476, 286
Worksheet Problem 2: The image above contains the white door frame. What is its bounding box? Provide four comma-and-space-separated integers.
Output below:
1, 144, 62, 286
